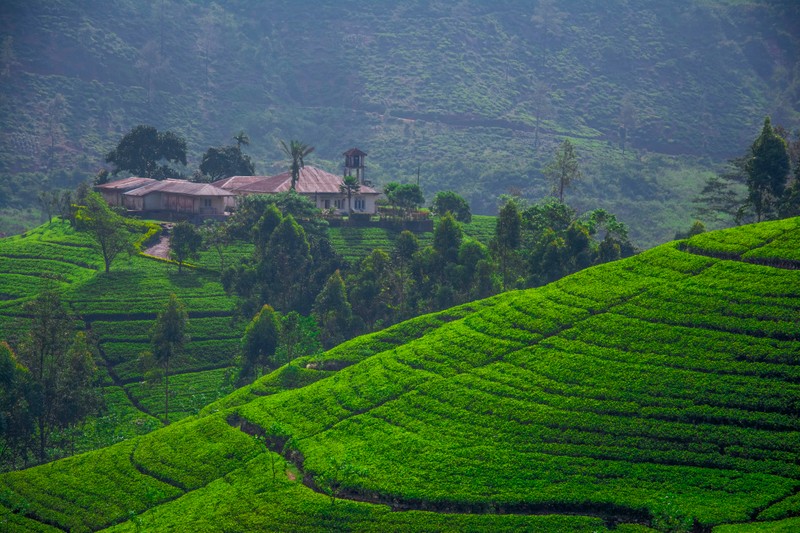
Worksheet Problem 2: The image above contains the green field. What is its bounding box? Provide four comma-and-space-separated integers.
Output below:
0, 220, 244, 459
329, 215, 496, 265
2, 217, 799, 531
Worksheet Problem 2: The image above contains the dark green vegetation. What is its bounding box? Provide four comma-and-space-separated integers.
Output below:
0, 220, 241, 463
2, 1, 799, 244
1, 218, 798, 531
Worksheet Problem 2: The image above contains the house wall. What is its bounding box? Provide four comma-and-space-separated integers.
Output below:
124, 196, 143, 210
196, 196, 227, 215
308, 193, 378, 214
101, 191, 123, 207
142, 192, 162, 211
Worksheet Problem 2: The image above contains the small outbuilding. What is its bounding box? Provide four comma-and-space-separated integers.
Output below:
120, 179, 234, 215
95, 177, 157, 207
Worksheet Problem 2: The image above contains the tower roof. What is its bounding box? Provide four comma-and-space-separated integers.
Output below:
343, 147, 367, 157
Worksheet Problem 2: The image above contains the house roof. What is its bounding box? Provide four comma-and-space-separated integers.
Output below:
95, 177, 156, 191
343, 147, 367, 157
123, 179, 235, 197
214, 166, 379, 195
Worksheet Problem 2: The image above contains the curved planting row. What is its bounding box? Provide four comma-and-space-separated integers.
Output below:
227, 237, 800, 529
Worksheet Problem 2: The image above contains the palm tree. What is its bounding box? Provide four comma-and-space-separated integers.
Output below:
340, 174, 361, 214
280, 139, 315, 191
233, 130, 250, 149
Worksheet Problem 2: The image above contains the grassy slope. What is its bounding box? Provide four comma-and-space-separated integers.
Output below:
0, 220, 243, 456
2, 218, 799, 531
0, 215, 493, 457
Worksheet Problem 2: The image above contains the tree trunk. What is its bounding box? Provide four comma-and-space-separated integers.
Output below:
165, 357, 170, 424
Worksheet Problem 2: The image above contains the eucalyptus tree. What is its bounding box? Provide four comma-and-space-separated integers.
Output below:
544, 139, 582, 203
150, 294, 188, 424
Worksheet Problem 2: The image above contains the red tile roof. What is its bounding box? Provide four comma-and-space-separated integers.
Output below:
214, 166, 379, 195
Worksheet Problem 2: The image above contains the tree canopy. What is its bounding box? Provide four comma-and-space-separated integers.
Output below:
170, 221, 203, 272
105, 125, 187, 179
199, 145, 255, 181
75, 192, 135, 273
746, 117, 791, 221
431, 191, 471, 223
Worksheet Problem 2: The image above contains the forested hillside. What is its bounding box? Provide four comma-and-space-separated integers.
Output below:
1, 0, 799, 244
2, 217, 799, 531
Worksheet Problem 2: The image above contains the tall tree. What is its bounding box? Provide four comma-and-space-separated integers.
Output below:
313, 270, 355, 349
0, 341, 36, 468
106, 125, 187, 179
392, 230, 418, 315
240, 304, 280, 382
745, 117, 791, 221
433, 212, 463, 265
280, 140, 315, 191
75, 192, 135, 273
493, 200, 522, 290
544, 139, 582, 203
340, 174, 361, 214
349, 249, 396, 330
170, 221, 203, 273
386, 183, 425, 219
200, 220, 230, 272
150, 294, 188, 424
263, 215, 313, 311
17, 291, 99, 463
199, 145, 255, 181
431, 190, 472, 223
693, 157, 749, 225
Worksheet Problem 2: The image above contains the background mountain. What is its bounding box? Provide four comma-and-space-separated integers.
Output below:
1, 0, 799, 245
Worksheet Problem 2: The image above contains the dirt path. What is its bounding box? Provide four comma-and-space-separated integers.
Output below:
144, 224, 172, 259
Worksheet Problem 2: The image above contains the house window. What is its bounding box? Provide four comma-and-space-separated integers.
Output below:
324, 199, 330, 209
354, 199, 365, 211
203, 199, 212, 207
334, 199, 344, 209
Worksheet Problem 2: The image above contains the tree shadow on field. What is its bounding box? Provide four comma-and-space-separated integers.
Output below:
166, 269, 204, 289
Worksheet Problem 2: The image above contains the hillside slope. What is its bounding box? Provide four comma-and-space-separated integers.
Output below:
2, 219, 800, 531
1, 1, 799, 244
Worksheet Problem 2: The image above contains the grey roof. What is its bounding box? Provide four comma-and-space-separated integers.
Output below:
214, 166, 379, 195
123, 179, 235, 197
95, 177, 156, 191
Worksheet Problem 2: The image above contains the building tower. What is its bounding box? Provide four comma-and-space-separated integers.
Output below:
343, 148, 368, 185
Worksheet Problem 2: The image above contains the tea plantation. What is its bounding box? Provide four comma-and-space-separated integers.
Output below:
0, 220, 242, 449
2, 217, 800, 531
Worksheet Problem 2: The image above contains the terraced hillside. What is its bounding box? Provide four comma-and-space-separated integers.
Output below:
2, 218, 800, 531
0, 221, 243, 451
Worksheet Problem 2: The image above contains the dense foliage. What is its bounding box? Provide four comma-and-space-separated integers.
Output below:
1, 217, 799, 531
